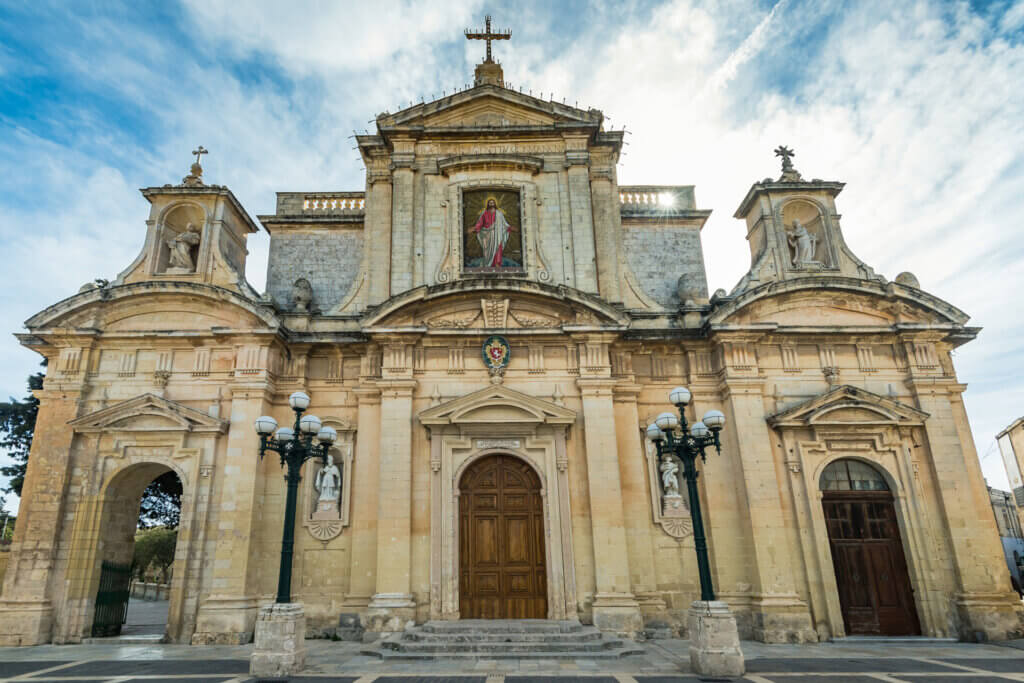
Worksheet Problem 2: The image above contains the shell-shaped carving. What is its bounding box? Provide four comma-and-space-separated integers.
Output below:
660, 517, 694, 539
308, 519, 343, 541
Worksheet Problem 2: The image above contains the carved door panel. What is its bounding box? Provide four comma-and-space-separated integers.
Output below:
824, 493, 920, 636
459, 454, 547, 619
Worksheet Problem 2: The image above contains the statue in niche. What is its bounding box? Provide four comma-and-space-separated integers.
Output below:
786, 219, 820, 268
165, 222, 201, 272
292, 278, 313, 312
660, 456, 680, 496
315, 454, 342, 502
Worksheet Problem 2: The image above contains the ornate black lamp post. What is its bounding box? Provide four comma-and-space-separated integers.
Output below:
254, 391, 337, 604
645, 386, 727, 602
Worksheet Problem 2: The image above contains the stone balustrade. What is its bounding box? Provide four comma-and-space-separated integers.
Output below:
619, 185, 695, 211
274, 192, 366, 216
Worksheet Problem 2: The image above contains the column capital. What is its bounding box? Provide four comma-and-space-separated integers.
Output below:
612, 382, 643, 402
576, 377, 617, 397
376, 378, 417, 399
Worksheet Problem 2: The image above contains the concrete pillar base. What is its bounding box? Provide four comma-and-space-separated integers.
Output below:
249, 603, 306, 678
364, 593, 416, 633
592, 592, 644, 638
0, 601, 53, 646
955, 593, 1024, 641
191, 596, 258, 645
687, 600, 745, 679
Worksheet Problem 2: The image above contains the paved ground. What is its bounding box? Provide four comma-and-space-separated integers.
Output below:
121, 600, 169, 637
4, 637, 1024, 682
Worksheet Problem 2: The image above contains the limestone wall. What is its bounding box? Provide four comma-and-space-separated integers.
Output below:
266, 227, 363, 311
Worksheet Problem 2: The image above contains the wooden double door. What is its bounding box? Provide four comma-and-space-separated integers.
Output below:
459, 454, 547, 619
823, 491, 920, 635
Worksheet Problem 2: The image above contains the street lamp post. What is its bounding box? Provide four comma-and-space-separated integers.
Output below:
645, 386, 725, 602
254, 391, 338, 604
646, 386, 743, 678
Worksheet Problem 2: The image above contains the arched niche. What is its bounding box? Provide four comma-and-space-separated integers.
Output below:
779, 198, 833, 269
156, 202, 206, 274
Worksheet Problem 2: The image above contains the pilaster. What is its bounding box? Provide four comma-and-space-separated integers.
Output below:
612, 382, 664, 620
589, 160, 622, 303
344, 386, 381, 612
192, 380, 273, 645
366, 155, 393, 305
0, 387, 84, 645
907, 377, 1024, 639
389, 140, 415, 295
365, 376, 417, 632
564, 140, 598, 292
717, 373, 815, 642
577, 374, 642, 636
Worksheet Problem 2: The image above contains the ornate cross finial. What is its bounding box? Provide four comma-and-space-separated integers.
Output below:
465, 14, 511, 64
183, 145, 208, 187
774, 145, 802, 182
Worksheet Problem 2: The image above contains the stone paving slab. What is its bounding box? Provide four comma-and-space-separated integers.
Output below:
0, 661, 70, 677
745, 657, 965, 673
49, 659, 250, 677
937, 659, 1024, 672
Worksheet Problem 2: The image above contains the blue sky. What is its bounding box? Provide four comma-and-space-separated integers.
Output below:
1, 0, 1023, 510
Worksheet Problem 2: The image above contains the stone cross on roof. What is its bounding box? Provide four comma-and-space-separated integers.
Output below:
465, 15, 511, 64
774, 145, 803, 182
183, 145, 208, 187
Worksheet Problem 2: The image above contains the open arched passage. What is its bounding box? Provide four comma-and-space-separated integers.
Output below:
91, 463, 182, 639
821, 458, 920, 635
458, 454, 547, 619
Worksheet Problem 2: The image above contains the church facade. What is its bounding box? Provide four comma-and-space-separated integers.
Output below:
1, 49, 1020, 647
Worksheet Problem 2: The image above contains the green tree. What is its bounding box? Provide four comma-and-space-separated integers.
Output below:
132, 527, 177, 583
138, 472, 182, 529
0, 368, 44, 496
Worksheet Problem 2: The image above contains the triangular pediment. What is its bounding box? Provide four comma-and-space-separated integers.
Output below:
768, 385, 929, 428
69, 393, 228, 433
419, 385, 576, 426
381, 86, 601, 130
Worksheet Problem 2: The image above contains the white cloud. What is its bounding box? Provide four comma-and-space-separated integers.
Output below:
2, 0, 1023, 511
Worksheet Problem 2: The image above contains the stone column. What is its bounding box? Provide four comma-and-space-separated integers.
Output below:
365, 158, 392, 306
365, 370, 417, 632
718, 375, 814, 642
908, 376, 1024, 639
612, 382, 662, 618
577, 371, 642, 636
564, 144, 598, 292
343, 386, 380, 615
589, 162, 622, 303
389, 143, 415, 295
192, 380, 273, 644
0, 387, 83, 646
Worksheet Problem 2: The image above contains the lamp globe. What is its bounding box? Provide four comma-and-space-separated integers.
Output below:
254, 415, 278, 435
288, 391, 311, 411
702, 409, 726, 430
669, 386, 692, 406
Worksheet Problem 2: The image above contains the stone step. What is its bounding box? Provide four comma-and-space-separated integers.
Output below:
361, 644, 646, 660
381, 639, 629, 654
417, 619, 584, 634
401, 630, 603, 643
360, 620, 645, 660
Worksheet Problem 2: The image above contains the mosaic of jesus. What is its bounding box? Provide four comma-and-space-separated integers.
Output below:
463, 189, 522, 270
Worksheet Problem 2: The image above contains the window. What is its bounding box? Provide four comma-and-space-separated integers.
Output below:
820, 459, 889, 492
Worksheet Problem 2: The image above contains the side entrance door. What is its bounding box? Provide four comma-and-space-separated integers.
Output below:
823, 492, 920, 635
459, 454, 547, 619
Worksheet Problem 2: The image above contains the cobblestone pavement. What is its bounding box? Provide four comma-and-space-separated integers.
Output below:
3, 638, 1024, 682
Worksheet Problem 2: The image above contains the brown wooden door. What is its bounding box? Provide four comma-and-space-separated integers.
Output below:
459, 454, 547, 619
823, 492, 920, 635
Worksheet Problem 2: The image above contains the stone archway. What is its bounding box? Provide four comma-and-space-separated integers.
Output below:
458, 454, 547, 619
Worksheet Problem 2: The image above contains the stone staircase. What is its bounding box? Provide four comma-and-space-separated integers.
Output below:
361, 619, 645, 659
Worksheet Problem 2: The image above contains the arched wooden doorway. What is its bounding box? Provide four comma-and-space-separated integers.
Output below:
459, 454, 547, 619
821, 459, 920, 635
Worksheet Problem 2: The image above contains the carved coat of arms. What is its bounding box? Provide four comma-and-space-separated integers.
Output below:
482, 335, 511, 373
